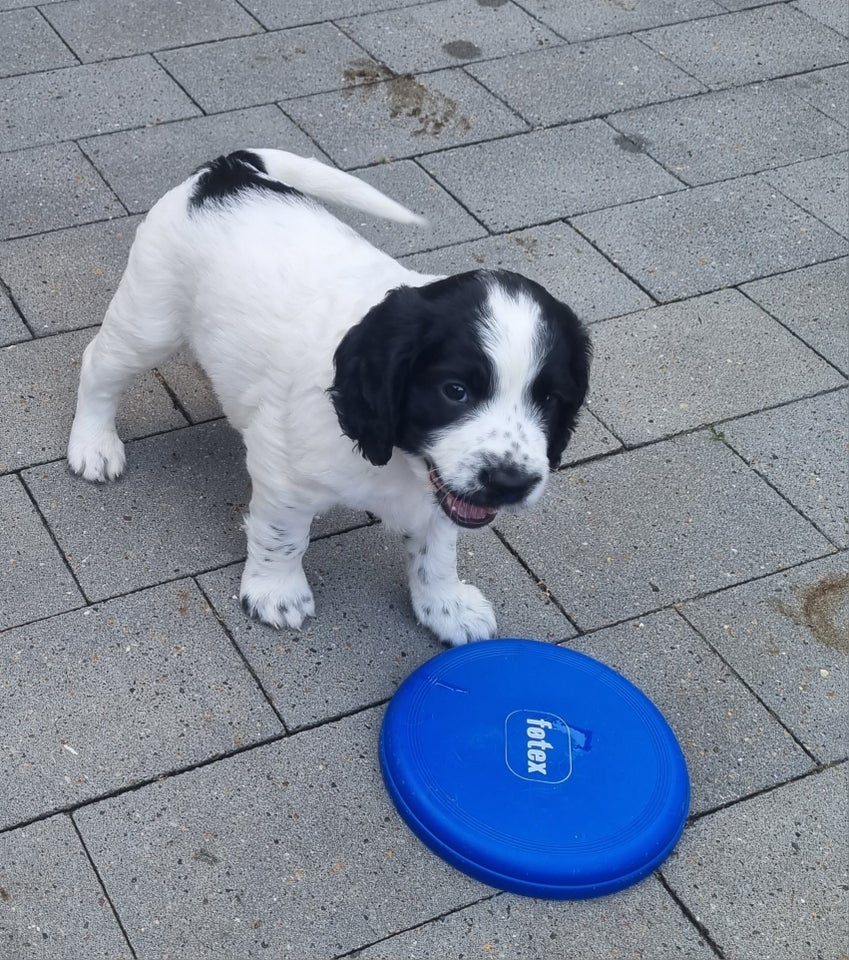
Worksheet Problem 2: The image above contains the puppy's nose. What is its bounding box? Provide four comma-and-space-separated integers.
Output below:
479, 463, 541, 504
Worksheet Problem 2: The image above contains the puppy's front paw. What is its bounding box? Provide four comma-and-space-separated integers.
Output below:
67, 426, 126, 482
413, 583, 497, 646
240, 569, 315, 630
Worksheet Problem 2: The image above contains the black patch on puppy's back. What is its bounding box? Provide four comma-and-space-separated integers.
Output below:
189, 150, 302, 210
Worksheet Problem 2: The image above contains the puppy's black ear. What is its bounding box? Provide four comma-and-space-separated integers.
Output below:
330, 285, 425, 466
546, 304, 593, 468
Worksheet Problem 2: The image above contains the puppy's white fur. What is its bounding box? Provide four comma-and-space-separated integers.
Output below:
68, 150, 560, 645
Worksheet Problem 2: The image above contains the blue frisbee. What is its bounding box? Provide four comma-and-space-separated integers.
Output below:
380, 639, 689, 899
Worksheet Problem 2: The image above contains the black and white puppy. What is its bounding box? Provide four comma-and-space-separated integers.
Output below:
68, 150, 591, 645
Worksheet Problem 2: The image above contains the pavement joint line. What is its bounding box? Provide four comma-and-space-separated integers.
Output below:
672, 604, 823, 767
656, 870, 727, 959
761, 159, 849, 240
68, 813, 139, 960
0, 273, 34, 338
16, 471, 90, 603
410, 154, 493, 234
72, 139, 131, 217
150, 51, 209, 117
192, 573, 292, 734
150, 367, 193, 425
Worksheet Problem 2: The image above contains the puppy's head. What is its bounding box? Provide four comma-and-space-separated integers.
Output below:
330, 269, 591, 527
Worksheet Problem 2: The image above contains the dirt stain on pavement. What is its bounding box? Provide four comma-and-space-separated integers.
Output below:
772, 572, 849, 653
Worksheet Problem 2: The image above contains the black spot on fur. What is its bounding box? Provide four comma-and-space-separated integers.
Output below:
190, 150, 303, 210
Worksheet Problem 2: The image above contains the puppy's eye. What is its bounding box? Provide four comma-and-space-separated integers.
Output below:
442, 382, 468, 403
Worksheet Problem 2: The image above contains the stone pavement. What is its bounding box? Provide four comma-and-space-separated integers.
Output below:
0, 1, 847, 957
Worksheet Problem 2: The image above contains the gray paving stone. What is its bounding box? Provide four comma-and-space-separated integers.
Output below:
400, 221, 654, 324
637, 5, 849, 90
0, 328, 185, 474
721, 390, 849, 547
334, 159, 487, 256
608, 83, 849, 186
662, 765, 848, 960
587, 290, 846, 445
680, 553, 848, 763
0, 6, 77, 78
75, 709, 486, 958
354, 877, 716, 960
740, 257, 849, 375
338, 0, 559, 74
0, 143, 124, 241
468, 35, 706, 126
198, 525, 572, 729
0, 580, 283, 828
794, 0, 849, 36
0, 0, 42, 9
0, 285, 28, 346
0, 816, 132, 960
512, 0, 724, 42
763, 153, 849, 239
496, 431, 834, 630
42, 0, 261, 62
156, 24, 367, 113
777, 64, 849, 129
0, 217, 141, 337
571, 177, 849, 301
0, 474, 82, 631
283, 67, 528, 170
23, 420, 367, 601
421, 122, 683, 232
0, 55, 200, 152
80, 105, 326, 214
568, 610, 813, 815
239, 0, 427, 29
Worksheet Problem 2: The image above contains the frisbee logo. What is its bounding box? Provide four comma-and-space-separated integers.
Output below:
505, 710, 572, 784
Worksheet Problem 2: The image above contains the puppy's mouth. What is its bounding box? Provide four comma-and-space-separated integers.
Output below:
427, 464, 498, 529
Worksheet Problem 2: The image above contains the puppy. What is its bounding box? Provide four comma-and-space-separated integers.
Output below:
68, 150, 591, 645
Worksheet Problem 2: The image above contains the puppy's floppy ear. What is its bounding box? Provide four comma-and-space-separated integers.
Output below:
330, 285, 426, 466
546, 302, 593, 468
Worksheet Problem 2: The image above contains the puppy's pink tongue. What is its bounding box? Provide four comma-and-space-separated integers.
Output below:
443, 489, 497, 527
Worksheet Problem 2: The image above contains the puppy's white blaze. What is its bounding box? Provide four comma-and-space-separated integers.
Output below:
478, 281, 547, 402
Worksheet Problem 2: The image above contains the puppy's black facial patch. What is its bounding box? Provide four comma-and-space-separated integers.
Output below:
189, 150, 303, 210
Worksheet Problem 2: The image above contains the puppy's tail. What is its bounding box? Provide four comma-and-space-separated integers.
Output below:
245, 148, 427, 227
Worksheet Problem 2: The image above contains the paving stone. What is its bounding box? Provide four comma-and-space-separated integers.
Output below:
637, 5, 849, 90
608, 83, 849, 186
0, 328, 185, 474
283, 67, 528, 170
400, 221, 654, 324
42, 0, 261, 62
777, 64, 849, 128
680, 553, 848, 763
511, 0, 725, 42
75, 709, 486, 958
793, 0, 849, 36
239, 0, 427, 29
0, 6, 77, 78
587, 290, 846, 445
0, 285, 28, 346
0, 55, 200, 152
496, 431, 833, 630
354, 877, 716, 960
157, 350, 223, 424
662, 765, 848, 960
571, 177, 849, 301
0, 217, 140, 337
334, 159, 486, 256
0, 143, 125, 241
763, 154, 849, 239
0, 475, 82, 631
156, 24, 367, 113
0, 816, 132, 960
740, 257, 849, 375
468, 35, 706, 126
721, 391, 849, 547
0, 0, 43, 9
81, 105, 327, 214
198, 524, 571, 730
568, 611, 814, 815
0, 580, 283, 828
338, 0, 559, 74
22, 421, 368, 601
421, 122, 682, 232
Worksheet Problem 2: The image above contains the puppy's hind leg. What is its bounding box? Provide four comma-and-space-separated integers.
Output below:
68, 266, 184, 482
